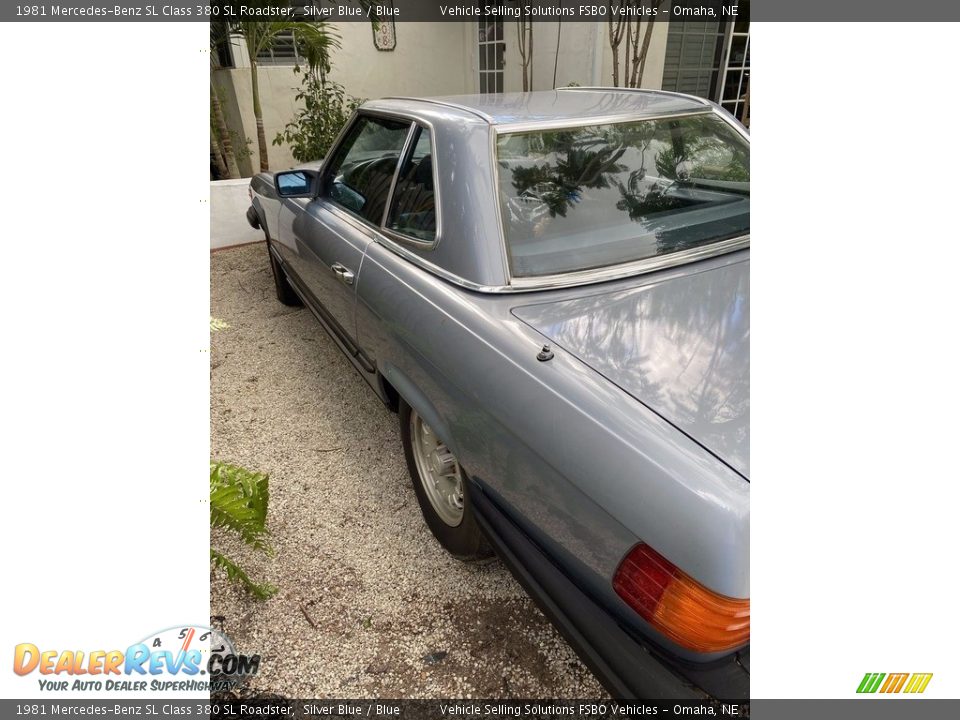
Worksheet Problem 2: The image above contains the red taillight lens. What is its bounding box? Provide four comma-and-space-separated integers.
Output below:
613, 543, 749, 653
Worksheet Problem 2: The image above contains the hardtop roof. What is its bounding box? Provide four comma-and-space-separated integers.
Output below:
367, 88, 711, 127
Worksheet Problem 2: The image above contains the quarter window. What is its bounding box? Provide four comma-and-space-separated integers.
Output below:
386, 126, 436, 243
324, 115, 411, 226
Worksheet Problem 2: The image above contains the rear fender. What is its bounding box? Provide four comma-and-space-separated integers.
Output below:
381, 364, 458, 456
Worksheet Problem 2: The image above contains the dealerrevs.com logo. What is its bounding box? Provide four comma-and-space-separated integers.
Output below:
12, 625, 259, 693
857, 672, 933, 694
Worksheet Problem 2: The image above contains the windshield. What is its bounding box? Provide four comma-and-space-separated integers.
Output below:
496, 113, 749, 278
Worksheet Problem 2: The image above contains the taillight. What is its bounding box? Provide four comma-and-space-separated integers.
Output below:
613, 543, 749, 653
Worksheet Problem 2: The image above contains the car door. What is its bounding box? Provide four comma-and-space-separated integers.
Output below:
276, 114, 412, 362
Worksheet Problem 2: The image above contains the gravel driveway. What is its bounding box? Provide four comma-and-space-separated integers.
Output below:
210, 243, 606, 698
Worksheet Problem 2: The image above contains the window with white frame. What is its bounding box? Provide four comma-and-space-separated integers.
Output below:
718, 17, 750, 122
256, 1, 316, 65
478, 2, 505, 93
661, 19, 727, 101
661, 1, 751, 124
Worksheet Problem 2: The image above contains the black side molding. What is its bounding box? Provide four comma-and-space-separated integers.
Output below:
268, 244, 376, 374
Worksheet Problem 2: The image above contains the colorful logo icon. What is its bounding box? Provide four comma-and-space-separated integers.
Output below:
12, 625, 259, 693
857, 672, 933, 694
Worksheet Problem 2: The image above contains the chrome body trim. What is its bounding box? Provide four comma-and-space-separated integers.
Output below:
556, 86, 749, 141
557, 86, 713, 108
368, 231, 750, 295
507, 236, 750, 290
372, 231, 514, 293
493, 109, 713, 134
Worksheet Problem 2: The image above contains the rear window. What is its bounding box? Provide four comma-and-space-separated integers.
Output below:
496, 113, 749, 278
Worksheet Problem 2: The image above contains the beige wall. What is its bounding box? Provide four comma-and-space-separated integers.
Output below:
214, 22, 475, 175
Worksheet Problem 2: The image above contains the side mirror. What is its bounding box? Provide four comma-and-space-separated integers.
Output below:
275, 169, 319, 198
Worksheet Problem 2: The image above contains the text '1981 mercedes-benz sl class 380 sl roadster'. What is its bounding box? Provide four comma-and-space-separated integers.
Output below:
246, 88, 749, 700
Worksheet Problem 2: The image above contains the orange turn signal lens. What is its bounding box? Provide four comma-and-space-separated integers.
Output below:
612, 543, 749, 653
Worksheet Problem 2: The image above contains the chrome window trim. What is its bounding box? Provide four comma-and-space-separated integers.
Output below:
491, 108, 750, 289
493, 108, 713, 134
381, 123, 441, 250
372, 233, 514, 292
506, 235, 750, 289
314, 108, 411, 229
332, 200, 749, 294
380, 123, 419, 228
313, 108, 443, 252
556, 85, 713, 108
381, 226, 437, 251
369, 232, 749, 294
320, 200, 380, 242
555, 86, 749, 141
489, 124, 513, 284
310, 107, 359, 180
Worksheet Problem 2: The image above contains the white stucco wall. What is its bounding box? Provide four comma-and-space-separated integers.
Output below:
210, 179, 262, 250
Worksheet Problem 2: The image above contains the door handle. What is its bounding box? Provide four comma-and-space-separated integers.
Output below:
331, 262, 355, 285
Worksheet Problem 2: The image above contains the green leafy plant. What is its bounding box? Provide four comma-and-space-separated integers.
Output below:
210, 462, 278, 599
273, 66, 363, 163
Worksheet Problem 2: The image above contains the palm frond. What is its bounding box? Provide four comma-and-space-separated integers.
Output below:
291, 22, 341, 74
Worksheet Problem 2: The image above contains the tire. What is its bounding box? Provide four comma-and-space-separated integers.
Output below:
399, 399, 493, 561
265, 240, 302, 307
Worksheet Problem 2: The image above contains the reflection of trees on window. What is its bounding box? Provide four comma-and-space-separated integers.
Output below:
496, 114, 750, 277
507, 131, 629, 219
615, 117, 750, 232
652, 117, 749, 183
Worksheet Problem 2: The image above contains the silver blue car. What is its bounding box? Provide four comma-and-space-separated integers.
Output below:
247, 88, 749, 700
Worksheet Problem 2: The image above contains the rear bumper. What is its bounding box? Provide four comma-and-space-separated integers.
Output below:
246, 205, 261, 230
469, 482, 749, 701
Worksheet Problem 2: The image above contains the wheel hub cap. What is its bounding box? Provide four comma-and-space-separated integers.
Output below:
410, 411, 464, 527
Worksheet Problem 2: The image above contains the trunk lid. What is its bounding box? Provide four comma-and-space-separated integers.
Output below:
512, 257, 749, 478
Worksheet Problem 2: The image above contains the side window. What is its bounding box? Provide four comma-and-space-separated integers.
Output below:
386, 125, 436, 243
324, 115, 411, 225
